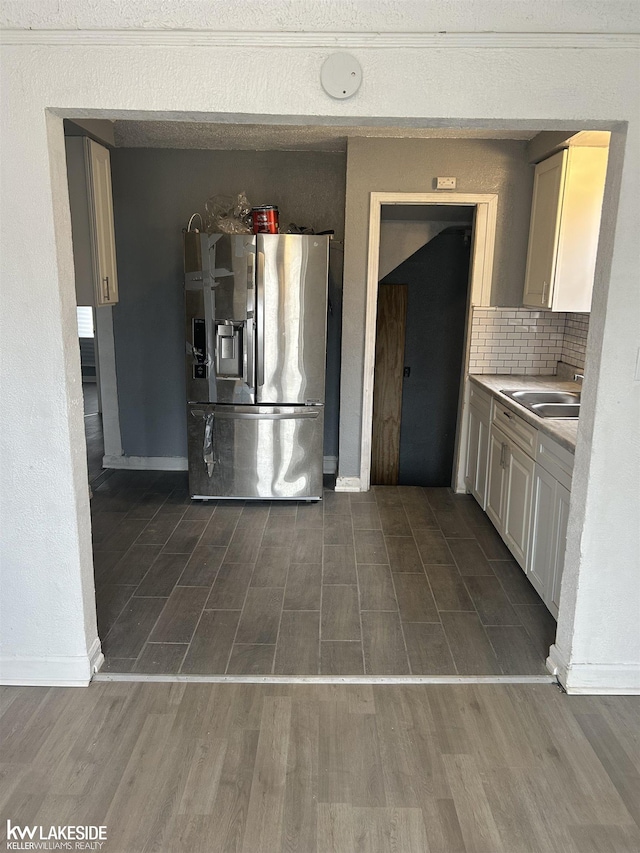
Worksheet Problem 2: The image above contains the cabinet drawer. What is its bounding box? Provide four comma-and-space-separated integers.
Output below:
469, 383, 492, 420
492, 403, 537, 457
537, 433, 574, 490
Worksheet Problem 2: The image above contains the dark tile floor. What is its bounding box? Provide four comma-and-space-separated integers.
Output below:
91, 472, 556, 676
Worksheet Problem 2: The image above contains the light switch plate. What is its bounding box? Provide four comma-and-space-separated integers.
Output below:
436, 176, 457, 190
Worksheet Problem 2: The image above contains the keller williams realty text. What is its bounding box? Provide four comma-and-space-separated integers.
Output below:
5, 821, 107, 850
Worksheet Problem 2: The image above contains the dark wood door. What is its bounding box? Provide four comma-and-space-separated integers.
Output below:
371, 284, 407, 485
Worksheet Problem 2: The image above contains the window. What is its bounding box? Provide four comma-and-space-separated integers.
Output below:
76, 306, 94, 338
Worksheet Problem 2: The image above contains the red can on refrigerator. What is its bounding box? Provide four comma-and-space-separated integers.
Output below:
251, 205, 279, 234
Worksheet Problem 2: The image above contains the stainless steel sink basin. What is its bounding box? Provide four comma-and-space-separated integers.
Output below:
500, 389, 581, 419
530, 403, 581, 419
505, 390, 581, 406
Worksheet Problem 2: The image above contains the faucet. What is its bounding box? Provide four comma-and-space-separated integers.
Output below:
573, 373, 585, 382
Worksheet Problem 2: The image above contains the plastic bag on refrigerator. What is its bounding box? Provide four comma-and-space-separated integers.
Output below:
204, 192, 252, 234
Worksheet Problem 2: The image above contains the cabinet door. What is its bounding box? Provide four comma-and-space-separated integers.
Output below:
486, 426, 507, 530
466, 404, 490, 508
475, 414, 490, 509
465, 405, 481, 496
523, 150, 566, 309
549, 482, 571, 618
552, 147, 608, 312
86, 138, 119, 306
502, 442, 535, 569
528, 464, 557, 599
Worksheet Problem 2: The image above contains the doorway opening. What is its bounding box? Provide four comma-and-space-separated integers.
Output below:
54, 119, 610, 683
361, 192, 498, 492
372, 205, 474, 486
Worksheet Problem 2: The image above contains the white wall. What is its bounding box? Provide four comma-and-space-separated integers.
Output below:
0, 1, 638, 692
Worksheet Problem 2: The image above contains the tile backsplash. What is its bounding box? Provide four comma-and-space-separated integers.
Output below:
561, 313, 589, 371
469, 308, 590, 375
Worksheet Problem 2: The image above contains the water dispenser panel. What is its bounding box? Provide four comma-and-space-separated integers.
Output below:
216, 322, 243, 378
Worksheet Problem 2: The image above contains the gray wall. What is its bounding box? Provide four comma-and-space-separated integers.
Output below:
110, 148, 346, 459
339, 137, 535, 479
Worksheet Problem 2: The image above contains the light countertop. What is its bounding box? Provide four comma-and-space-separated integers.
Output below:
468, 374, 581, 453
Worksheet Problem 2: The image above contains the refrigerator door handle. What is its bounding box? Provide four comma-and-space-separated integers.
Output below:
243, 317, 255, 389
213, 410, 319, 421
246, 251, 255, 308
256, 249, 265, 387
243, 250, 256, 390
204, 283, 216, 398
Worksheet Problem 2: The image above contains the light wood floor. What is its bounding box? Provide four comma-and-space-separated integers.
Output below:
1, 682, 638, 852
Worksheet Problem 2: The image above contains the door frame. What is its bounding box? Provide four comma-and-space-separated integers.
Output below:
359, 191, 498, 491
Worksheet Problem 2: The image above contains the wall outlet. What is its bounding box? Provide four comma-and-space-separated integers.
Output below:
436, 176, 457, 190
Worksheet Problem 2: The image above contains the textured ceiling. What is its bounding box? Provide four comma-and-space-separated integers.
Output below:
112, 121, 536, 152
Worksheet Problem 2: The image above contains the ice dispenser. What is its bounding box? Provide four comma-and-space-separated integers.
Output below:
216, 321, 243, 377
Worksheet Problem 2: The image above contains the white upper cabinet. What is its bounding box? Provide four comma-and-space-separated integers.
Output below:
523, 146, 608, 312
85, 139, 119, 306
66, 136, 119, 307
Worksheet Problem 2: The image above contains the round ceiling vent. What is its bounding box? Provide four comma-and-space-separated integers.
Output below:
320, 53, 362, 100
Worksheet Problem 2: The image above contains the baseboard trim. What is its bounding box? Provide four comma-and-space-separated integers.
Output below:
335, 475, 362, 492
323, 455, 337, 475
546, 643, 568, 683
103, 454, 188, 471
0, 637, 103, 687
547, 644, 640, 694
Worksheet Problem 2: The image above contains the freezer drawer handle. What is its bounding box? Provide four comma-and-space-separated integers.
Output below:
213, 410, 319, 421
203, 412, 215, 477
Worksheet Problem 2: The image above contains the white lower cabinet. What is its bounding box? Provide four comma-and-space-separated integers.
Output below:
486, 425, 508, 531
486, 424, 534, 569
528, 437, 573, 617
465, 384, 574, 615
551, 483, 571, 615
528, 464, 557, 601
502, 442, 535, 569
464, 385, 491, 508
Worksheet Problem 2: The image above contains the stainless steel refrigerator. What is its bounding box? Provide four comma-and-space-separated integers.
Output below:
184, 232, 329, 500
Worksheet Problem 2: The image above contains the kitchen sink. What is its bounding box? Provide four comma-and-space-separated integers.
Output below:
501, 389, 581, 419
505, 390, 581, 406
529, 403, 580, 419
